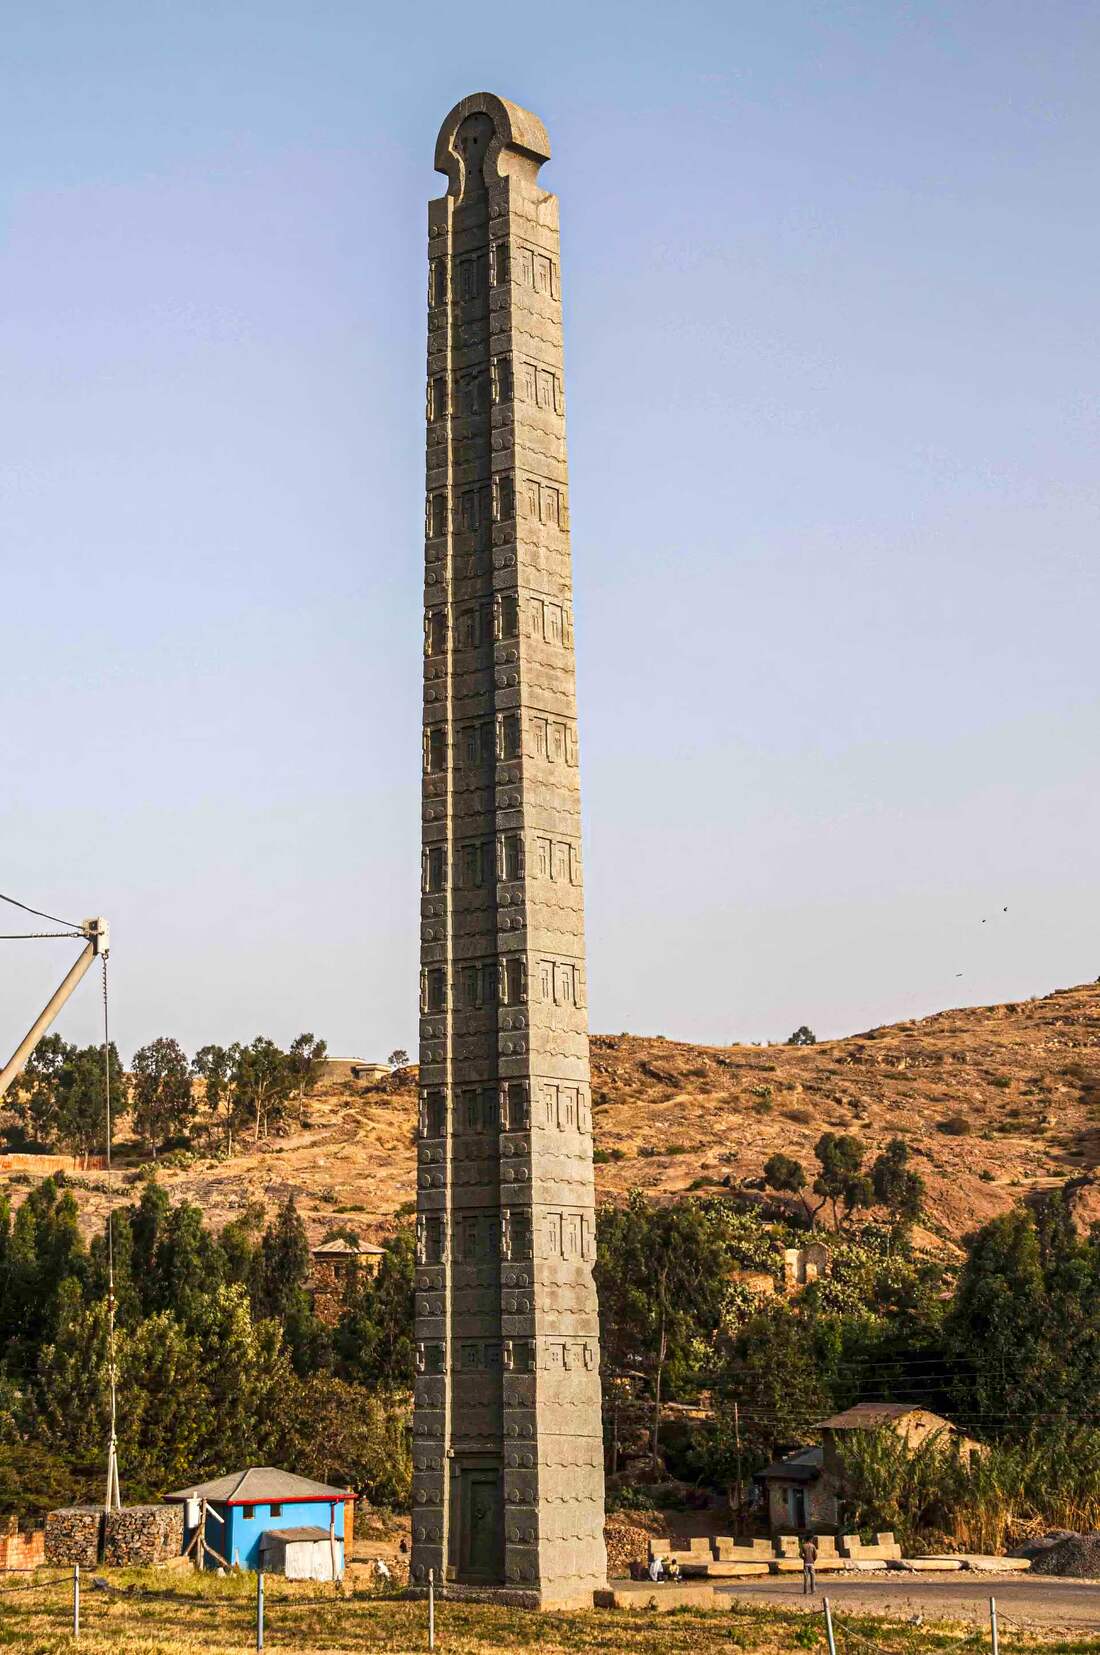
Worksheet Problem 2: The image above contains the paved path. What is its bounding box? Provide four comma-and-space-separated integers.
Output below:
719, 1574, 1100, 1632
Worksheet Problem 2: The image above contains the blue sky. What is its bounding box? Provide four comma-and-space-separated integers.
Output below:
2, 1, 1097, 1060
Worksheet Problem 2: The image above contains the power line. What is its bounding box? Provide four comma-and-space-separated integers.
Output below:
0, 890, 82, 931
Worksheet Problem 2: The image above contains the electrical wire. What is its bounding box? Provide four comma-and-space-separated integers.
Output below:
0, 891, 81, 931
0, 932, 84, 941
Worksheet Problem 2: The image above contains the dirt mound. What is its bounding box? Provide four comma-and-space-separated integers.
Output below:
1031, 1533, 1100, 1577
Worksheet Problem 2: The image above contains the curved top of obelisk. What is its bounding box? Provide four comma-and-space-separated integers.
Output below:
434, 93, 551, 197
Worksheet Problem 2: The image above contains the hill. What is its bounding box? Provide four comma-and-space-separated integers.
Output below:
23, 980, 1100, 1251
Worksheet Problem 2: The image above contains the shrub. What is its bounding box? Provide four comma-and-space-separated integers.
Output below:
938, 1114, 972, 1136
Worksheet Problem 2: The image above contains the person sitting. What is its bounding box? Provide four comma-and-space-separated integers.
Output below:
647, 1554, 664, 1582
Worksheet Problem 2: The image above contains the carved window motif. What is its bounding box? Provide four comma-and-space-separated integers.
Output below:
581, 1216, 592, 1261
458, 605, 491, 649
549, 722, 565, 763
424, 1214, 445, 1262
429, 375, 447, 421
553, 842, 569, 883
537, 837, 551, 878
519, 247, 534, 287
481, 1085, 499, 1131
453, 369, 484, 417
535, 368, 555, 411
577, 1091, 591, 1133
543, 485, 561, 527
428, 492, 448, 537
495, 473, 515, 522
492, 354, 513, 403
532, 718, 548, 759
527, 597, 543, 638
461, 1215, 479, 1260
565, 725, 578, 766
424, 727, 446, 773
422, 968, 445, 1014
461, 1342, 479, 1369
545, 1213, 562, 1256
523, 478, 540, 520
490, 239, 510, 285
460, 965, 479, 1008
558, 1089, 576, 1130
425, 610, 447, 656
421, 1090, 446, 1138
546, 603, 563, 644
459, 490, 480, 532
569, 844, 582, 883
563, 607, 574, 646
458, 257, 478, 300
541, 1082, 557, 1125
565, 1214, 582, 1259
539, 960, 553, 1002
522, 362, 537, 404
496, 592, 519, 638
556, 963, 579, 1006
429, 259, 447, 306
425, 1344, 444, 1374
500, 833, 523, 881
502, 1081, 529, 1130
507, 1339, 534, 1373
483, 1341, 502, 1368
501, 957, 526, 1006
423, 846, 445, 893
534, 255, 551, 295
498, 713, 520, 761
508, 1210, 532, 1261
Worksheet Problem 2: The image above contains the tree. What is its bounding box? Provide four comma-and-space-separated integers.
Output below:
8, 1039, 120, 1158
287, 1034, 327, 1108
388, 1049, 410, 1072
192, 1043, 245, 1154
253, 1198, 311, 1322
762, 1152, 822, 1227
232, 1038, 295, 1143
274, 1376, 412, 1508
130, 1038, 194, 1155
787, 1026, 817, 1047
720, 1302, 831, 1461
813, 1132, 869, 1229
595, 1192, 733, 1472
871, 1138, 925, 1237
335, 1227, 416, 1390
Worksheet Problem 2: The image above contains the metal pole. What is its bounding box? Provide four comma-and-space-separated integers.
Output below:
428, 1566, 435, 1650
257, 1570, 265, 1651
73, 1563, 80, 1639
990, 1595, 999, 1655
823, 1596, 837, 1655
0, 942, 95, 1099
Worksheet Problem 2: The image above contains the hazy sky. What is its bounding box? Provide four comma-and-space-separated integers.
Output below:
2, 1, 1097, 1063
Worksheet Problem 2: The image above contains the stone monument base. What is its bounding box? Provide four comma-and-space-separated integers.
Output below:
408, 1581, 607, 1612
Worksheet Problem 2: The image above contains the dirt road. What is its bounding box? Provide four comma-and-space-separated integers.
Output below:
722, 1573, 1100, 1632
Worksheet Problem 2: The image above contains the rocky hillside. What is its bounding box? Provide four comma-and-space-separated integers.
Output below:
18, 980, 1100, 1252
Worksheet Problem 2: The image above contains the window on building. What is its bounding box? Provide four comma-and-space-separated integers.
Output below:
509, 1210, 532, 1260
269, 1503, 283, 1519
242, 1506, 255, 1521
501, 833, 523, 880
430, 259, 447, 306
502, 958, 526, 1005
491, 240, 510, 285
495, 473, 515, 522
424, 846, 445, 892
502, 1081, 529, 1130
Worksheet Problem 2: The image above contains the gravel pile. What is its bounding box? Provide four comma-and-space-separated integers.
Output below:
604, 1518, 651, 1578
1030, 1533, 1100, 1577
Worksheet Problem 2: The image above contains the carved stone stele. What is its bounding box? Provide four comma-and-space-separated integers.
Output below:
413, 92, 607, 1609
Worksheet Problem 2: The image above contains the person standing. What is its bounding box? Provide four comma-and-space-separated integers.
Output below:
802, 1536, 818, 1596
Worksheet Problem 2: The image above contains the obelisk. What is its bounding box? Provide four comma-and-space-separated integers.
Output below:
413, 93, 606, 1607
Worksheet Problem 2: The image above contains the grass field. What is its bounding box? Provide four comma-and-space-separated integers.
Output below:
1, 1571, 1099, 1655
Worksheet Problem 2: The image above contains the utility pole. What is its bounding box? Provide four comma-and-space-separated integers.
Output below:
0, 918, 109, 1099
734, 1400, 743, 1521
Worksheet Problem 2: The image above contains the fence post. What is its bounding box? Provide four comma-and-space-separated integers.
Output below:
428, 1566, 435, 1650
72, 1563, 80, 1639
823, 1595, 837, 1655
256, 1570, 265, 1652
990, 1595, 999, 1655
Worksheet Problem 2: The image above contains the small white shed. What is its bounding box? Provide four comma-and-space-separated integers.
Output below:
260, 1525, 344, 1581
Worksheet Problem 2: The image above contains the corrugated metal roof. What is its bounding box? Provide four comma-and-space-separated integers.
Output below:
758, 1445, 823, 1483
311, 1239, 384, 1256
815, 1403, 927, 1430
262, 1526, 333, 1544
166, 1467, 351, 1504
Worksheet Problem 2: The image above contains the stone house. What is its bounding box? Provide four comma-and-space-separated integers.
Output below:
308, 1238, 384, 1326
759, 1403, 970, 1533
782, 1242, 830, 1291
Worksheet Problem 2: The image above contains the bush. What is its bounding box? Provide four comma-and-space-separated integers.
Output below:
593, 1147, 625, 1164
938, 1114, 972, 1136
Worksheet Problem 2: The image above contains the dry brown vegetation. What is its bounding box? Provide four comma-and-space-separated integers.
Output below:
23, 980, 1100, 1255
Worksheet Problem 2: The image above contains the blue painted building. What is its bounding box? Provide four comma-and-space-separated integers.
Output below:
167, 1468, 353, 1575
